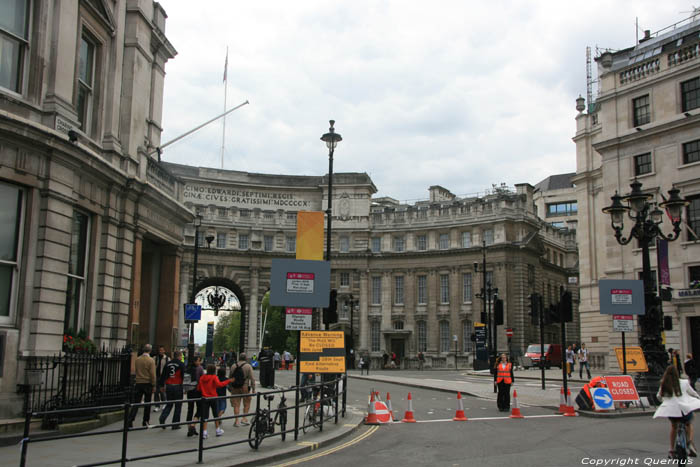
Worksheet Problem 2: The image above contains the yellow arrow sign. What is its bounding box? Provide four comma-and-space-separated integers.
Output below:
613, 346, 648, 372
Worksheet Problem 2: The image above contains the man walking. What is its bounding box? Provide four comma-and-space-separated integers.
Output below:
418, 352, 425, 371
578, 343, 592, 379
283, 350, 292, 370
565, 345, 575, 378
229, 353, 256, 426
273, 350, 281, 370
129, 344, 156, 428
159, 350, 186, 429
153, 345, 169, 411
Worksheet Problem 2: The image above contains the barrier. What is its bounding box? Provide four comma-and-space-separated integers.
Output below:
365, 391, 380, 425
563, 389, 578, 417
453, 392, 468, 421
386, 392, 396, 421
558, 387, 567, 414
401, 392, 417, 423
510, 390, 524, 419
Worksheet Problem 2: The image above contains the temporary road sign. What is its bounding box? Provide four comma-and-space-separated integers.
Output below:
591, 388, 614, 410
604, 375, 640, 402
374, 401, 392, 423
614, 346, 648, 372
613, 315, 634, 332
299, 331, 346, 374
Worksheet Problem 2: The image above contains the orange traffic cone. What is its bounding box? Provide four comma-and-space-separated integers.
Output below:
453, 392, 468, 421
510, 390, 524, 419
386, 392, 396, 421
563, 389, 578, 417
558, 387, 567, 414
365, 391, 380, 425
401, 392, 417, 423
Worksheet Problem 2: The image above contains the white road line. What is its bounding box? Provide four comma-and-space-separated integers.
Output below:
411, 414, 563, 423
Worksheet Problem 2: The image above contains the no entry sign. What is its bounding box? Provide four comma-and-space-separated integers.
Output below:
604, 375, 640, 402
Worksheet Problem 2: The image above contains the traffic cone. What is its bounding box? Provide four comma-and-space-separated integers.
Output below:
401, 392, 417, 423
510, 390, 524, 419
365, 391, 380, 425
563, 389, 578, 417
453, 392, 468, 421
386, 392, 396, 421
558, 387, 567, 414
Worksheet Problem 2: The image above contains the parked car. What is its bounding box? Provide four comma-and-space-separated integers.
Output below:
523, 344, 562, 369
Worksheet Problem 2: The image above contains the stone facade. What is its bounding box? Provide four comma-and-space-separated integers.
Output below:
573, 19, 700, 370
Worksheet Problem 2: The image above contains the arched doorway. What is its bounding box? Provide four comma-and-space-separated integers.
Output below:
192, 278, 247, 353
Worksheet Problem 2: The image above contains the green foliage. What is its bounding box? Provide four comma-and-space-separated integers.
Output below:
261, 305, 296, 353
213, 311, 241, 353
63, 328, 97, 354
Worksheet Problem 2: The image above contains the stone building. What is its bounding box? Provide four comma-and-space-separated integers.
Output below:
166, 163, 579, 369
534, 173, 578, 231
0, 1, 189, 416
573, 18, 700, 369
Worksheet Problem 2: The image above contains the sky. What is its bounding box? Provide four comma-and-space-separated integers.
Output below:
157, 1, 695, 203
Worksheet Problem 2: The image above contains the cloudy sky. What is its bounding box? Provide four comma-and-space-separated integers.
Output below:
158, 1, 694, 202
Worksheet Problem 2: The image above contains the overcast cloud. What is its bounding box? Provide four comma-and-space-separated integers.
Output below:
158, 1, 693, 202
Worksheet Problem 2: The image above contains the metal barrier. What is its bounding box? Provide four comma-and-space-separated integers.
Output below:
19, 375, 346, 467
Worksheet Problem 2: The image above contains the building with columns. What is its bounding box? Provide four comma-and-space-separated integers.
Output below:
573, 18, 700, 370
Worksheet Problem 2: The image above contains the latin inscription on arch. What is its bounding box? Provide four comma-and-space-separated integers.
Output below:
183, 183, 321, 211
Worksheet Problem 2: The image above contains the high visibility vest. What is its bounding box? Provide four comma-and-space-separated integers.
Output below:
496, 363, 512, 384
583, 376, 605, 401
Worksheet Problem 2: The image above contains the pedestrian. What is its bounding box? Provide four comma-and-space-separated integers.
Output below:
273, 350, 281, 370
578, 343, 592, 379
418, 351, 425, 371
216, 365, 228, 418
283, 350, 292, 370
383, 351, 389, 369
128, 344, 156, 428
676, 349, 684, 376
185, 356, 204, 437
359, 356, 366, 375
229, 352, 256, 427
686, 354, 699, 390
153, 345, 169, 411
565, 345, 575, 378
494, 353, 514, 412
571, 343, 579, 377
159, 350, 185, 429
197, 364, 231, 438
654, 365, 700, 458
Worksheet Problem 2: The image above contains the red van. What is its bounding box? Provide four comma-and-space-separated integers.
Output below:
524, 344, 562, 369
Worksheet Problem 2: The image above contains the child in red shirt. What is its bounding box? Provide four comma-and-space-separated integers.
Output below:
196, 364, 231, 438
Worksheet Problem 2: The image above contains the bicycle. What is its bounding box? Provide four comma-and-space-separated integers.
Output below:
673, 420, 689, 460
248, 393, 287, 449
302, 383, 336, 434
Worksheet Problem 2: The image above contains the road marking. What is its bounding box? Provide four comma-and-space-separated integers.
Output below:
273, 425, 379, 466
413, 414, 563, 423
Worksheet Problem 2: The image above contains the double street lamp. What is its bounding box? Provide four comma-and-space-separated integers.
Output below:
602, 180, 688, 383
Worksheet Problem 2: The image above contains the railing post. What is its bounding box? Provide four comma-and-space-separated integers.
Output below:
342, 374, 347, 417
334, 379, 339, 424
294, 385, 299, 441
19, 403, 31, 467
319, 382, 324, 432
121, 402, 130, 467
197, 401, 204, 464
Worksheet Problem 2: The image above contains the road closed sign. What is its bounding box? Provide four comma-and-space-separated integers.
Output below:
604, 375, 640, 402
299, 331, 346, 374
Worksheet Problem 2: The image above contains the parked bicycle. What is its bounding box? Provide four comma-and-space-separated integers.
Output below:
249, 392, 287, 449
302, 383, 336, 434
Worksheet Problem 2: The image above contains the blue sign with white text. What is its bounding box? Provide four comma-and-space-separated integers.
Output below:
591, 388, 614, 410
184, 304, 201, 322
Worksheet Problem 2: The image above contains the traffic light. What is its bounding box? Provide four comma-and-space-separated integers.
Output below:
529, 294, 539, 325
559, 290, 573, 323
323, 289, 338, 325
494, 299, 504, 326
481, 311, 487, 323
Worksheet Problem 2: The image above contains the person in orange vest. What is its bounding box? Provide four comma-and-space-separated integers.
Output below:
494, 353, 514, 412
581, 376, 606, 408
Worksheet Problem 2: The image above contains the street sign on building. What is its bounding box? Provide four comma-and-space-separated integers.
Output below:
285, 307, 313, 330
591, 387, 614, 410
612, 315, 634, 332
614, 346, 648, 372
604, 375, 640, 402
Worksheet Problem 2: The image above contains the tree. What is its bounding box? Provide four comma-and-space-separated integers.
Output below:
260, 291, 296, 353
213, 311, 241, 354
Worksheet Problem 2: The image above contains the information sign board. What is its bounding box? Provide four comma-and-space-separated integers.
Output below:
299, 331, 346, 373
285, 308, 313, 331
613, 346, 648, 372
604, 375, 640, 402
612, 315, 634, 332
270, 259, 330, 308
599, 280, 645, 315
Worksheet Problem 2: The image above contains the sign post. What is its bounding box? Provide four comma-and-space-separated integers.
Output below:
613, 315, 634, 375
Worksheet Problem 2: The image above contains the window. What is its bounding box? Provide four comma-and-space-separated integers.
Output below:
439, 321, 450, 353
371, 237, 381, 253
439, 233, 449, 250
550, 222, 565, 228
238, 234, 249, 250
461, 231, 471, 248
417, 321, 427, 352
633, 95, 650, 126
683, 140, 700, 165
285, 235, 295, 253
394, 276, 404, 305
264, 235, 273, 252
218, 208, 227, 217
440, 274, 450, 304
286, 212, 297, 221
688, 195, 700, 241
340, 272, 350, 287
0, 0, 29, 93
240, 209, 250, 218
339, 236, 349, 253
216, 233, 226, 249
682, 77, 700, 112
546, 202, 578, 217
417, 235, 427, 251
393, 320, 404, 330
371, 321, 380, 352
689, 266, 700, 287
263, 211, 274, 220
393, 236, 405, 252
463, 320, 474, 353
0, 183, 22, 320
371, 276, 382, 305
634, 153, 652, 176
77, 33, 96, 132
462, 273, 472, 303
483, 229, 494, 246
65, 211, 89, 333
417, 275, 427, 304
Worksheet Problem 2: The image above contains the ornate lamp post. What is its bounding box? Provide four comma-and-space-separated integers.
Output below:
602, 180, 688, 386
320, 120, 342, 263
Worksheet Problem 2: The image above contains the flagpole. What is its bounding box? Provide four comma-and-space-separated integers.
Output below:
221, 46, 228, 169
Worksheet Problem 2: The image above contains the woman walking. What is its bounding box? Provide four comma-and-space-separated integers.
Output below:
654, 365, 700, 458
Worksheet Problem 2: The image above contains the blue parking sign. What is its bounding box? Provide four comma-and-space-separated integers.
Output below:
184, 304, 201, 322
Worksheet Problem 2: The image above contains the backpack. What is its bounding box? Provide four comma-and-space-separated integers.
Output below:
230, 363, 247, 388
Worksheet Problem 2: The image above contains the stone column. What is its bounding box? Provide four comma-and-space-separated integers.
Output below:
247, 268, 259, 355
381, 271, 391, 352
156, 247, 181, 352
359, 271, 369, 352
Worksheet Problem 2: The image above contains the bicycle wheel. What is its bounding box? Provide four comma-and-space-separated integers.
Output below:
675, 425, 688, 460
275, 407, 287, 441
303, 403, 319, 433
248, 412, 268, 450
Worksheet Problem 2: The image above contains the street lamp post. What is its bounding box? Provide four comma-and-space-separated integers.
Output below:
344, 295, 358, 365
188, 214, 203, 366
602, 180, 688, 392
474, 240, 498, 367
